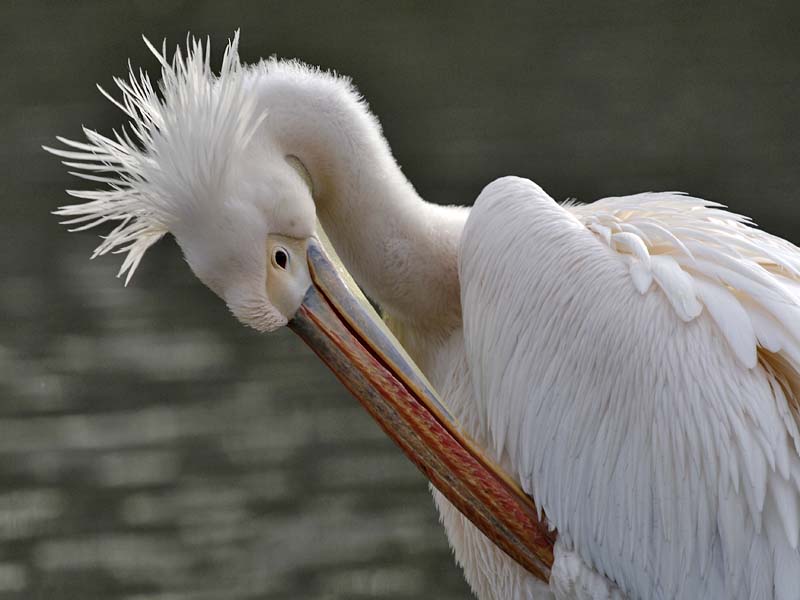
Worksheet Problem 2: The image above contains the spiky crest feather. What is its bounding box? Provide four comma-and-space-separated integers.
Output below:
44, 31, 264, 284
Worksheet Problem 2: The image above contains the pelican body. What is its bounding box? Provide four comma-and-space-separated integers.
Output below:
46, 34, 800, 599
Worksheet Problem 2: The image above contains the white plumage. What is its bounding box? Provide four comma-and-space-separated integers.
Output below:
47, 34, 800, 599
457, 177, 800, 598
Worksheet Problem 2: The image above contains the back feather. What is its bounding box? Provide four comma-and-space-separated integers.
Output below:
571, 192, 800, 372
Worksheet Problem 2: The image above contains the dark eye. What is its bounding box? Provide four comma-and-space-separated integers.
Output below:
273, 247, 289, 270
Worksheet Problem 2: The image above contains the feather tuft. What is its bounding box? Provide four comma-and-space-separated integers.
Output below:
44, 30, 264, 283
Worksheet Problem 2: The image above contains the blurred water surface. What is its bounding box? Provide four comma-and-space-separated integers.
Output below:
2, 1, 800, 599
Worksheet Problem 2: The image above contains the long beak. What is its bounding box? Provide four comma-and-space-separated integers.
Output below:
289, 238, 555, 581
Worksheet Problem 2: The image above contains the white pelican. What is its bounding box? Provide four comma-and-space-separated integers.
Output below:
46, 33, 800, 599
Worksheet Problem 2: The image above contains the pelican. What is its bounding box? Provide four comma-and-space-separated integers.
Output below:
46, 33, 800, 599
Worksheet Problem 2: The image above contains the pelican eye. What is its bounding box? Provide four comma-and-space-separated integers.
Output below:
273, 247, 289, 270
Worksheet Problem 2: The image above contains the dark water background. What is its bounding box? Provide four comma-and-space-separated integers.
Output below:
1, 2, 799, 598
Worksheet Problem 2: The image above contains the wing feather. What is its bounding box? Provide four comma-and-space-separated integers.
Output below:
460, 177, 800, 599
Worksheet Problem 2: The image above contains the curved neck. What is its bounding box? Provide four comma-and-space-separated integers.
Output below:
252, 69, 466, 333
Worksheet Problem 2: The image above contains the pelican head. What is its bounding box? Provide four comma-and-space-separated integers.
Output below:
45, 32, 555, 581
169, 145, 317, 331
46, 32, 318, 332
170, 145, 317, 332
